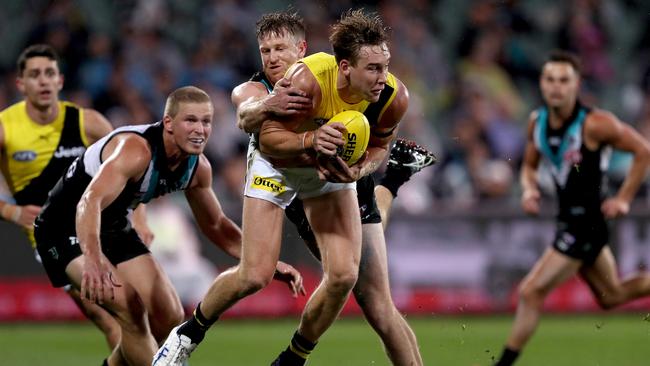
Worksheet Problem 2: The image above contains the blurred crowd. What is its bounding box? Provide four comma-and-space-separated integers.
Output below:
2, 0, 650, 219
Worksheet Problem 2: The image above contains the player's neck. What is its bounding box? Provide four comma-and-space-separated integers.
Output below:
548, 102, 577, 128
25, 100, 59, 125
336, 72, 363, 104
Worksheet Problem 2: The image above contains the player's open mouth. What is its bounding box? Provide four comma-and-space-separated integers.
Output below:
189, 138, 204, 146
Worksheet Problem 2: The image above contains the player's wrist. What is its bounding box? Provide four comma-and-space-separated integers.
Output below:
1, 203, 22, 223
301, 131, 315, 152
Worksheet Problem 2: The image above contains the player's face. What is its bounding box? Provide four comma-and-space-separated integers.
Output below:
16, 57, 63, 110
346, 43, 390, 103
258, 31, 306, 85
539, 62, 580, 109
167, 101, 214, 155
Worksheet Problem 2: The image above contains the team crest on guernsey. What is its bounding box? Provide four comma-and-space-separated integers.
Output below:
12, 150, 37, 162
251, 175, 286, 194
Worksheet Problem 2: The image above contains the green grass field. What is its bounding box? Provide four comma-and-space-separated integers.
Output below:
2, 314, 650, 365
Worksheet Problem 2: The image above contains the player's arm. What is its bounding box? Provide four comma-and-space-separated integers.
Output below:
76, 134, 152, 303
184, 155, 242, 259
586, 110, 650, 218
258, 63, 344, 159
232, 79, 311, 133
520, 113, 542, 215
0, 119, 41, 228
362, 78, 409, 177
131, 204, 154, 247
318, 79, 410, 183
83, 108, 114, 144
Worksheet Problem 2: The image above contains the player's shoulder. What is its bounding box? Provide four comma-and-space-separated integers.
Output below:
586, 107, 618, 123
232, 80, 270, 104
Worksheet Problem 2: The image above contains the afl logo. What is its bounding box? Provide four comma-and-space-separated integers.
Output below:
13, 150, 36, 162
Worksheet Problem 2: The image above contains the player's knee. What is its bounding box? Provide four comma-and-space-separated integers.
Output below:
238, 269, 273, 295
518, 282, 546, 305
595, 295, 621, 310
119, 293, 150, 335
325, 269, 358, 296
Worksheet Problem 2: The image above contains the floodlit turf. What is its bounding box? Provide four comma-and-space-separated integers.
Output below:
2, 314, 649, 365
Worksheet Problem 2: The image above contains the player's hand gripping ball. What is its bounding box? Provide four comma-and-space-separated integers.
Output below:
326, 110, 370, 166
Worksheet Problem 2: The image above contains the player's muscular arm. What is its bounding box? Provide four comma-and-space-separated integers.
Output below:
233, 79, 311, 134
185, 155, 242, 259
362, 79, 409, 177
586, 111, 650, 211
76, 135, 151, 303
259, 64, 343, 159
520, 114, 542, 215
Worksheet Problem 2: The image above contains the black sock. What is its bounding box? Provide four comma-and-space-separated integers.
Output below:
494, 347, 520, 366
176, 302, 217, 344
101, 359, 108, 366
275, 331, 317, 365
379, 167, 412, 198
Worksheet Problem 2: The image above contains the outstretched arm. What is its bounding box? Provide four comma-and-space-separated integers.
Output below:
185, 155, 242, 258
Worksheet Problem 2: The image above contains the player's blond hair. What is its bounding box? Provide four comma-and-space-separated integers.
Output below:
164, 86, 212, 118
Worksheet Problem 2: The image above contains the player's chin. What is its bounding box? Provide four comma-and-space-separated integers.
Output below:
183, 143, 205, 155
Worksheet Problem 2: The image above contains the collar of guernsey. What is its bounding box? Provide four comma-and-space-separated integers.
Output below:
297, 52, 398, 130
0, 100, 86, 247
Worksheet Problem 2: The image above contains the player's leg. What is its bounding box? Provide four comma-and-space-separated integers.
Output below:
495, 248, 581, 366
354, 222, 423, 366
66, 286, 121, 349
273, 189, 362, 365
66, 256, 157, 366
298, 189, 361, 338
580, 246, 650, 309
116, 253, 184, 343
377, 138, 437, 227
154, 196, 285, 366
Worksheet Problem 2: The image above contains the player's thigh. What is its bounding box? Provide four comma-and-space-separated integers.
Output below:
240, 196, 284, 273
579, 246, 621, 296
117, 253, 182, 315
304, 189, 362, 269
521, 248, 581, 294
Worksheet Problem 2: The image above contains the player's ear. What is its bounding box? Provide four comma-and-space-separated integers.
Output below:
298, 40, 307, 58
162, 115, 173, 133
339, 59, 351, 77
15, 76, 25, 93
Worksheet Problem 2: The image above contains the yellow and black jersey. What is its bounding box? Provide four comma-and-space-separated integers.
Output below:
0, 101, 88, 244
298, 52, 398, 133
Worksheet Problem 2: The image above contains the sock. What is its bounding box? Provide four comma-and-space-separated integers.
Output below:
379, 167, 411, 198
101, 359, 108, 366
494, 347, 520, 366
176, 303, 217, 344
276, 331, 317, 365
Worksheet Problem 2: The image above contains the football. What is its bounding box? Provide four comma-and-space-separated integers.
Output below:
326, 110, 370, 166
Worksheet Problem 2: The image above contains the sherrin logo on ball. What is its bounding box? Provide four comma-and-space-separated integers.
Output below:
326, 110, 370, 166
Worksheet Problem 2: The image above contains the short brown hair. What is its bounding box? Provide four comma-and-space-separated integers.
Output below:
164, 86, 212, 117
17, 44, 60, 76
329, 9, 390, 65
256, 10, 305, 41
544, 49, 582, 75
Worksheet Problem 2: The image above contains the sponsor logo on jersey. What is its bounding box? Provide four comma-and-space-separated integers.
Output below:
12, 150, 36, 162
252, 175, 286, 194
54, 146, 85, 159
